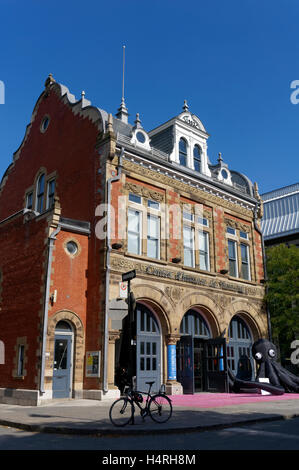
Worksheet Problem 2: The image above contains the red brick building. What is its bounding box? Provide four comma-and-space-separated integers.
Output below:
0, 75, 268, 404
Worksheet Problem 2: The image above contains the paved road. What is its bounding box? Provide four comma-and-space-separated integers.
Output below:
1, 416, 299, 451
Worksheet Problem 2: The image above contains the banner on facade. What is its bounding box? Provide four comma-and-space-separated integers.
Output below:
167, 344, 177, 381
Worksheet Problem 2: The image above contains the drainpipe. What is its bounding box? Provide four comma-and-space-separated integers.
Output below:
253, 200, 272, 342
40, 224, 61, 395
103, 147, 124, 394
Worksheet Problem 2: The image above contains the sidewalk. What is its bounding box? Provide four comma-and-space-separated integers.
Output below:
0, 393, 299, 436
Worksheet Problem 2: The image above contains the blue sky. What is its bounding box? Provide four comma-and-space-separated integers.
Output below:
0, 0, 298, 194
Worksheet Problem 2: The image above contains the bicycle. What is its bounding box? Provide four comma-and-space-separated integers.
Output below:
109, 381, 172, 427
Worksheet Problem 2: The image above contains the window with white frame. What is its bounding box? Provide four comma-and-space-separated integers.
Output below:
183, 225, 195, 267
127, 193, 162, 259
197, 216, 209, 227
228, 239, 238, 277
183, 207, 211, 271
128, 208, 142, 255
240, 243, 251, 280
179, 138, 188, 166
198, 230, 210, 271
147, 214, 160, 259
226, 224, 251, 280
129, 193, 142, 205
193, 144, 202, 172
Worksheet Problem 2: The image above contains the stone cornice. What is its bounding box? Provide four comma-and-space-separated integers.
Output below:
121, 156, 254, 218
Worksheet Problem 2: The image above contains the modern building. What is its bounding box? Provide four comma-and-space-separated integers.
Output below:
261, 183, 299, 247
0, 75, 267, 405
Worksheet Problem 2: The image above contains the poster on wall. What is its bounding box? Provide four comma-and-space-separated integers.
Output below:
85, 351, 101, 377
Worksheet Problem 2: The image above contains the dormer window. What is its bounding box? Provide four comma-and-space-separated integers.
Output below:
193, 145, 202, 172
179, 138, 187, 166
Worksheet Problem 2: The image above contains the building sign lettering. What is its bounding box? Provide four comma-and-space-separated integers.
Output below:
111, 258, 260, 297
182, 116, 200, 129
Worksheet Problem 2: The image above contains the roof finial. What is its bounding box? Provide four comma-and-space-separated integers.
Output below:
134, 112, 142, 128
183, 99, 189, 112
45, 73, 55, 88
116, 45, 129, 123
218, 152, 223, 164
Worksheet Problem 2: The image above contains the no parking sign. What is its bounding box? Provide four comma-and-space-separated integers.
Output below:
119, 281, 128, 298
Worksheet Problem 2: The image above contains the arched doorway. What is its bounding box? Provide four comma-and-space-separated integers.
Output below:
115, 303, 162, 394
177, 309, 211, 394
136, 303, 161, 393
53, 321, 74, 398
227, 315, 253, 380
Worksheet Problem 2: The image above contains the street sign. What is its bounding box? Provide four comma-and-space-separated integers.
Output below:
122, 270, 136, 282
119, 281, 128, 298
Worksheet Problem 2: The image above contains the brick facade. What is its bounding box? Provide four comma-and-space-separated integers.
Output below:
0, 76, 267, 404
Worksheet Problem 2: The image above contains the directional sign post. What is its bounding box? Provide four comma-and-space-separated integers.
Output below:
122, 270, 137, 386
122, 270, 136, 282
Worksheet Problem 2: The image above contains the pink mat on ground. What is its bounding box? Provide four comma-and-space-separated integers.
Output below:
169, 393, 299, 408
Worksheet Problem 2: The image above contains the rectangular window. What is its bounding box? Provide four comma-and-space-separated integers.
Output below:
147, 199, 160, 211
183, 211, 194, 222
36, 174, 45, 213
47, 179, 55, 209
147, 214, 160, 259
241, 243, 251, 280
17, 345, 25, 376
240, 231, 248, 240
198, 231, 210, 271
197, 216, 209, 227
26, 192, 33, 210
227, 226, 236, 236
128, 209, 142, 255
129, 193, 142, 204
183, 225, 195, 267
228, 239, 238, 277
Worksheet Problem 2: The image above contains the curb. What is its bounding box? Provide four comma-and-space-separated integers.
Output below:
1, 413, 299, 437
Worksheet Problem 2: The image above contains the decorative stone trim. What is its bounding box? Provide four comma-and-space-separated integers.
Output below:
125, 182, 165, 202
225, 217, 251, 233
122, 159, 254, 218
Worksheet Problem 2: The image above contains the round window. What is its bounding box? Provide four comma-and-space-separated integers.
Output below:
66, 241, 78, 256
40, 116, 50, 133
136, 131, 146, 143
221, 169, 228, 179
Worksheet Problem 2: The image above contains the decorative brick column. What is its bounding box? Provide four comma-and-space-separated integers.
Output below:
165, 334, 183, 395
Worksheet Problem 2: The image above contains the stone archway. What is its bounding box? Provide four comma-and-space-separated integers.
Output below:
47, 310, 85, 398
177, 291, 222, 338
224, 300, 265, 341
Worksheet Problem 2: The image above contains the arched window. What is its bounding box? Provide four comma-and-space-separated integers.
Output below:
227, 315, 253, 379
179, 138, 187, 166
193, 145, 202, 172
55, 320, 73, 332
36, 173, 45, 213
180, 310, 210, 338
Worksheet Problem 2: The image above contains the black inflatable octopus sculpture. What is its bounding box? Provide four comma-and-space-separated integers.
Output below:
229, 338, 299, 395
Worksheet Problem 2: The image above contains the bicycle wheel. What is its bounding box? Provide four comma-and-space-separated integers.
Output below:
109, 397, 133, 427
149, 394, 172, 423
